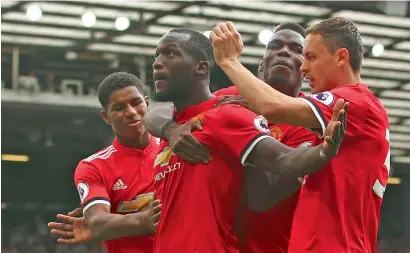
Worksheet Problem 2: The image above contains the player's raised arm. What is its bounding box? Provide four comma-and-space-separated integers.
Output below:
72, 163, 159, 241
210, 22, 320, 128
143, 106, 211, 164
245, 100, 347, 211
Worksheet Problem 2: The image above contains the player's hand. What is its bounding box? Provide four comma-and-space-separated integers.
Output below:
48, 214, 95, 244
67, 208, 83, 217
210, 21, 244, 67
147, 196, 161, 228
321, 98, 349, 159
165, 120, 211, 164
215, 95, 261, 114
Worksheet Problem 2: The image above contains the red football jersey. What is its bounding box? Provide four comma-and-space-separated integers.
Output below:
74, 137, 159, 253
215, 86, 316, 253
288, 84, 390, 253
153, 97, 274, 253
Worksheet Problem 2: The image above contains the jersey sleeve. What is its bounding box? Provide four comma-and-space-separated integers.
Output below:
74, 161, 110, 214
282, 126, 317, 148
300, 90, 367, 138
210, 104, 273, 165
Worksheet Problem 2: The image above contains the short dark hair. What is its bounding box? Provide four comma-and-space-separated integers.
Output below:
274, 22, 306, 38
169, 28, 215, 68
306, 17, 363, 71
97, 72, 144, 109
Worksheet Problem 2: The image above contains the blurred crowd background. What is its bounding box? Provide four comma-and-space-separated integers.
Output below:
1, 1, 410, 252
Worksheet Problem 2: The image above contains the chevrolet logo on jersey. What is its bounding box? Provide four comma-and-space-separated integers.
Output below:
154, 146, 174, 167
117, 192, 155, 213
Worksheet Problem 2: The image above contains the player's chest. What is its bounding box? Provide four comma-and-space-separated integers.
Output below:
153, 143, 183, 183
105, 159, 155, 214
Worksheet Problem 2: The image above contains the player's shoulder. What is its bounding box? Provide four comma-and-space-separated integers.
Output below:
306, 84, 372, 107
82, 145, 117, 163
212, 86, 239, 96
76, 145, 117, 173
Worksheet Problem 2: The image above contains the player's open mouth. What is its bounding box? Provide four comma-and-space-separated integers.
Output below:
305, 77, 315, 87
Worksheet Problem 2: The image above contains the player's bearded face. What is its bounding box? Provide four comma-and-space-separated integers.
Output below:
153, 34, 196, 102
301, 34, 340, 94
260, 29, 304, 90
103, 86, 148, 138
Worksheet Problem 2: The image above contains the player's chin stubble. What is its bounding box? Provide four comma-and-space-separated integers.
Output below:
268, 74, 290, 86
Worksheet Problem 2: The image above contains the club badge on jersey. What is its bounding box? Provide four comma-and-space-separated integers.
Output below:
254, 115, 271, 134
311, 91, 334, 106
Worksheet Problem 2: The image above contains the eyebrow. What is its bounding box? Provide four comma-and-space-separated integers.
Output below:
268, 39, 303, 47
111, 97, 143, 107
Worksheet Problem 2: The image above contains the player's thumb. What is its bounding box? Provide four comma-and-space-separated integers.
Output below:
190, 119, 203, 131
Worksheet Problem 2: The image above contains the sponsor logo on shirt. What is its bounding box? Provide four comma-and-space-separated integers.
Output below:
253, 115, 271, 134
154, 146, 181, 181
112, 178, 127, 190
154, 146, 174, 167
77, 182, 89, 202
311, 91, 334, 106
117, 192, 155, 213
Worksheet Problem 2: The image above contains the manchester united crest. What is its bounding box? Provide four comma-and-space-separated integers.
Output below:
269, 125, 283, 141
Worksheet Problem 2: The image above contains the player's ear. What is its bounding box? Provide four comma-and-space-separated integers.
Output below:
335, 48, 350, 68
145, 96, 150, 108
196, 61, 209, 75
258, 61, 264, 72
101, 110, 111, 125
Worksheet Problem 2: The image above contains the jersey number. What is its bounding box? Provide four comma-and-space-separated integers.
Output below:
372, 129, 390, 199
117, 192, 154, 213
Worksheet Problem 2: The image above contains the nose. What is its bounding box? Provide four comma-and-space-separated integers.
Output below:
125, 104, 137, 118
152, 56, 164, 71
300, 60, 308, 74
277, 46, 292, 58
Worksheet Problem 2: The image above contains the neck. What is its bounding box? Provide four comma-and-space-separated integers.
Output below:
173, 79, 214, 111
272, 85, 300, 98
115, 130, 151, 150
334, 68, 361, 88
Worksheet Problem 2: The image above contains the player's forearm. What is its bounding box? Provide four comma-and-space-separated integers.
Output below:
88, 211, 154, 241
245, 168, 302, 212
143, 105, 174, 138
274, 144, 329, 179
219, 60, 319, 128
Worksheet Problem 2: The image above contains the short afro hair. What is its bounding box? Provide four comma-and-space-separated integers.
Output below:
97, 72, 145, 109
169, 28, 215, 68
274, 22, 306, 38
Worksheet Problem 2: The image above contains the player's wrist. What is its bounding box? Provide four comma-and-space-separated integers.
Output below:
160, 120, 176, 140
218, 58, 241, 71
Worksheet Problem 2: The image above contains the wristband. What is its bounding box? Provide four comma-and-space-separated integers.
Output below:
160, 120, 175, 139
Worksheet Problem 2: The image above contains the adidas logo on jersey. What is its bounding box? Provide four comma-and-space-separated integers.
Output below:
112, 179, 127, 190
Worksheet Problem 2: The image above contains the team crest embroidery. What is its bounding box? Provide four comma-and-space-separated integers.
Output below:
311, 91, 334, 106
77, 182, 89, 202
154, 146, 174, 167
253, 115, 270, 134
269, 125, 283, 141
191, 114, 204, 121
